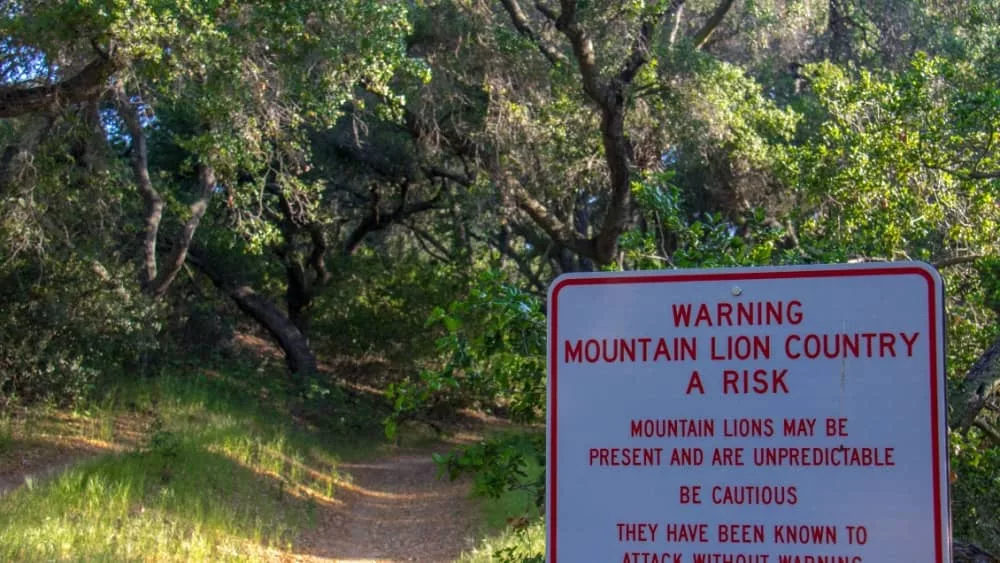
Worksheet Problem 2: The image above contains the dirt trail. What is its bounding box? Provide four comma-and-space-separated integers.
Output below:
0, 412, 149, 497
0, 443, 100, 497
282, 448, 481, 563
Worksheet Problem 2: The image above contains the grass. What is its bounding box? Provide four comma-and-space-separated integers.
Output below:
459, 519, 545, 563
0, 360, 397, 562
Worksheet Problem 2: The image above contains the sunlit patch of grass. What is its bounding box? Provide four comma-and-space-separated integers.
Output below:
0, 400, 150, 458
459, 518, 544, 562
0, 361, 392, 561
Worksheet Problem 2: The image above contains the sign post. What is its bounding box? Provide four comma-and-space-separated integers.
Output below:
546, 263, 950, 563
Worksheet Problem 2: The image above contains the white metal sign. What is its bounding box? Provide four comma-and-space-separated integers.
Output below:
546, 263, 950, 563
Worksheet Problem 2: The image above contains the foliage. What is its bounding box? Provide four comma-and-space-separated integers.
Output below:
310, 250, 463, 361
784, 56, 999, 261
434, 431, 544, 509
621, 171, 800, 270
449, 432, 546, 563
459, 519, 545, 563
0, 257, 161, 407
385, 269, 546, 436
951, 428, 1000, 550
780, 62, 1000, 557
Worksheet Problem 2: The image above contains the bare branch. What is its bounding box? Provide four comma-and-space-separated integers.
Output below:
343, 184, 442, 255
617, 0, 681, 84
691, 0, 737, 49
510, 181, 595, 259
534, 1, 559, 22
958, 169, 999, 180
617, 19, 656, 85
403, 221, 453, 263
925, 160, 1000, 180
474, 230, 549, 294
669, 3, 686, 45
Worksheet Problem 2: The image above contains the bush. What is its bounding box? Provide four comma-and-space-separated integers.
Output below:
0, 258, 161, 407
310, 250, 464, 363
384, 268, 546, 437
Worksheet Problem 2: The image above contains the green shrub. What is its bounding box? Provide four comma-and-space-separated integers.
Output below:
0, 258, 161, 407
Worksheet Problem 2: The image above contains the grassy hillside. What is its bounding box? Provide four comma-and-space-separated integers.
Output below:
0, 360, 400, 561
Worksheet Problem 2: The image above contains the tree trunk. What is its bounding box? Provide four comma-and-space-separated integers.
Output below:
827, 0, 855, 63
954, 538, 999, 562
228, 285, 317, 376
116, 87, 214, 298
285, 261, 312, 335
189, 252, 317, 378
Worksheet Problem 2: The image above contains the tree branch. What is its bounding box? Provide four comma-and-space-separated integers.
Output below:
616, 18, 656, 85
669, 3, 686, 45
188, 250, 317, 376
534, 1, 559, 22
0, 56, 118, 118
342, 184, 442, 255
114, 84, 164, 290
147, 165, 215, 297
499, 0, 567, 66
306, 223, 331, 286
617, 1, 680, 84
510, 181, 595, 259
934, 255, 984, 269
556, 0, 607, 103
974, 419, 1000, 446
691, 0, 737, 49
403, 221, 453, 263
953, 334, 1000, 431
546, 2, 672, 265
924, 160, 1000, 181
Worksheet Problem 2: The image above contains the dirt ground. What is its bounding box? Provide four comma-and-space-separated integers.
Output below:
278, 448, 481, 562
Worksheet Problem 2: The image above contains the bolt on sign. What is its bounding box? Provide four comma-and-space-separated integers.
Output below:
546, 263, 950, 563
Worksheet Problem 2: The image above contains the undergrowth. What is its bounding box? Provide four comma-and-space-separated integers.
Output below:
459, 519, 545, 563
456, 431, 546, 563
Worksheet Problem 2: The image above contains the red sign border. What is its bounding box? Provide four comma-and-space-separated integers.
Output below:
547, 264, 948, 563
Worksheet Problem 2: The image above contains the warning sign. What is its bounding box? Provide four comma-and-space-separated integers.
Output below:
546, 263, 950, 563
